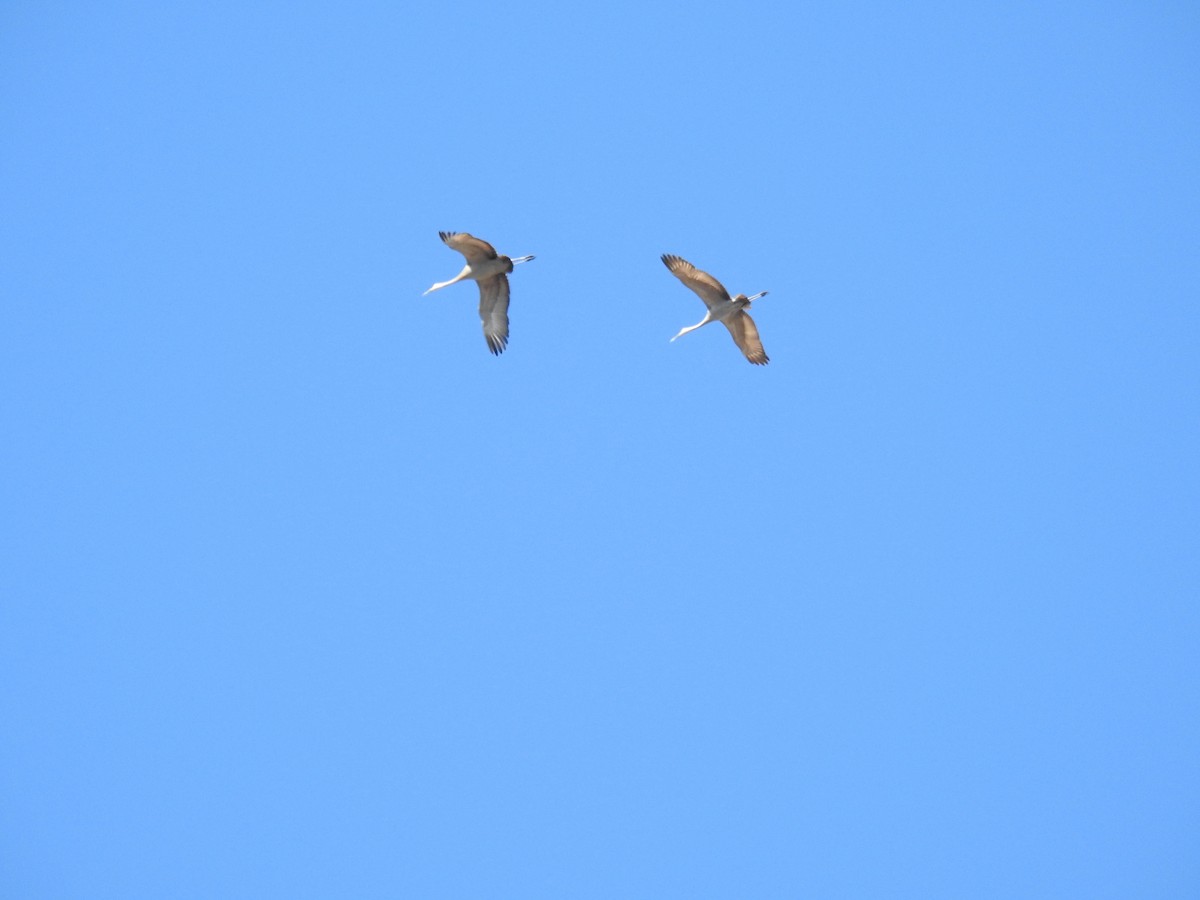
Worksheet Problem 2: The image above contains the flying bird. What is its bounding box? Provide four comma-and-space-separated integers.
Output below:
661, 254, 770, 365
423, 231, 535, 355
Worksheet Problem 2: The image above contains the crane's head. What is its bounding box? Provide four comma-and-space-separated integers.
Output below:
733, 291, 768, 309
498, 254, 534, 274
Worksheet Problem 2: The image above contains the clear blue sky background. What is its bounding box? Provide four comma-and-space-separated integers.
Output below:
2, 2, 1198, 897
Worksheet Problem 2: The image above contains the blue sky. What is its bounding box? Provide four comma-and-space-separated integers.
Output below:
2, 2, 1198, 897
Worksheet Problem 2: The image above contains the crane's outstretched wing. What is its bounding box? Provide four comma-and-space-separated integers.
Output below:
441, 231, 499, 265
661, 254, 732, 311
724, 311, 769, 365
478, 274, 510, 355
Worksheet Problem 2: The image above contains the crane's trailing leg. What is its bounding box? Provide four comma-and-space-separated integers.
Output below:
670, 313, 714, 341
423, 266, 472, 295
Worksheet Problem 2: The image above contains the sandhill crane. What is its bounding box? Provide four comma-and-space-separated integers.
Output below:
661, 254, 770, 365
423, 231, 534, 355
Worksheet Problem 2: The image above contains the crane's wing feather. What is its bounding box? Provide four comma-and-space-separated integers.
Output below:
478, 274, 510, 355
441, 231, 499, 265
724, 311, 769, 365
661, 254, 732, 311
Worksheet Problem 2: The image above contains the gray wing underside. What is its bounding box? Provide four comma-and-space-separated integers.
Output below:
478, 274, 510, 355
724, 311, 769, 365
441, 231, 499, 265
661, 253, 733, 311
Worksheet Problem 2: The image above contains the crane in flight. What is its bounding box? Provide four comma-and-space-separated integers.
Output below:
424, 231, 534, 355
661, 254, 770, 365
